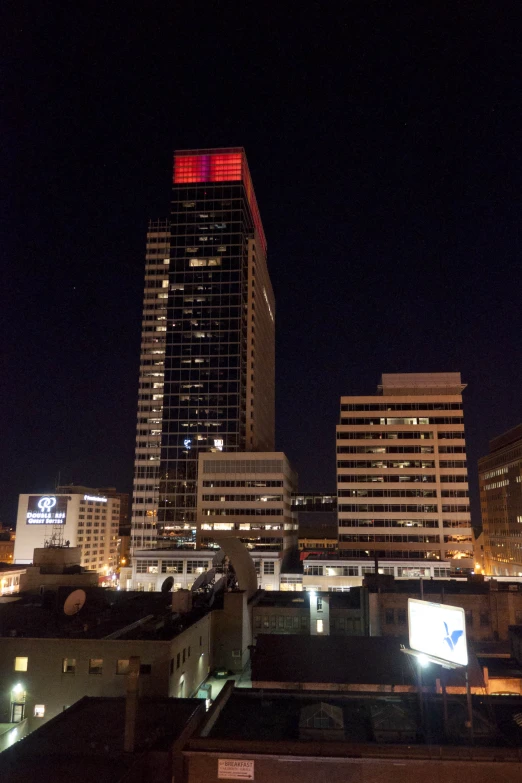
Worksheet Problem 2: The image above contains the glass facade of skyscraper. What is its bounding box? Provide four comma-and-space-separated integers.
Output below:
131, 148, 275, 549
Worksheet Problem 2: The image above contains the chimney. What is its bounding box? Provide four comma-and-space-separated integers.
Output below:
172, 589, 193, 614
124, 656, 140, 753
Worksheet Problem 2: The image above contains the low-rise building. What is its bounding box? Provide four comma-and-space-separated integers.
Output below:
1, 694, 205, 783
0, 589, 211, 731
125, 548, 282, 592
184, 684, 522, 782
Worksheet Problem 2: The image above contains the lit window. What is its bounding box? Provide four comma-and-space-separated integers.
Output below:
116, 659, 130, 675
62, 658, 76, 674
189, 258, 207, 267
89, 658, 103, 675
34, 705, 45, 718
14, 657, 28, 672
316, 620, 324, 633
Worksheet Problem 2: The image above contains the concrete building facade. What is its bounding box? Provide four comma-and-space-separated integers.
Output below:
197, 451, 297, 550
337, 373, 473, 567
479, 424, 522, 576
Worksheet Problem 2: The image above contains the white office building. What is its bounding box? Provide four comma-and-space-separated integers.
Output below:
337, 373, 473, 568
123, 548, 281, 592
14, 491, 120, 573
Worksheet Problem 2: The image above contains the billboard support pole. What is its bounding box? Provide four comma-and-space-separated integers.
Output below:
416, 662, 424, 732
465, 667, 474, 744
441, 667, 449, 738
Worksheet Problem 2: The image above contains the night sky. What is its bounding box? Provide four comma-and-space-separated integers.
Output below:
3, 3, 522, 528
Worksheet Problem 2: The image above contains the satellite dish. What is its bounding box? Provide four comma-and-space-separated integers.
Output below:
161, 576, 174, 593
212, 549, 225, 568
63, 589, 86, 616
207, 575, 227, 607
191, 567, 216, 592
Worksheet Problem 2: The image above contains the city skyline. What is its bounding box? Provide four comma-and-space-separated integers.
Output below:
4, 5, 522, 529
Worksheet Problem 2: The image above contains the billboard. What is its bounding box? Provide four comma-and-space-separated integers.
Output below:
408, 598, 468, 666
26, 495, 68, 525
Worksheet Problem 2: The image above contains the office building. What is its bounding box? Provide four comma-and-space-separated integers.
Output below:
131, 148, 275, 551
337, 373, 473, 566
14, 489, 121, 573
479, 424, 522, 576
125, 547, 282, 592
293, 493, 338, 552
197, 451, 297, 550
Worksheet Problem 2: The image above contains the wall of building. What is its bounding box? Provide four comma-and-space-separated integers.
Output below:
369, 587, 522, 642
210, 591, 252, 673
185, 749, 522, 782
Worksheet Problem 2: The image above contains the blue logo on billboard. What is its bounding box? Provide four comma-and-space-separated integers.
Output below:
443, 621, 463, 652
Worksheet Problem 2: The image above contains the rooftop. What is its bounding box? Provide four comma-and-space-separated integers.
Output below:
1, 696, 203, 783
197, 687, 522, 751
0, 589, 207, 640
251, 634, 485, 689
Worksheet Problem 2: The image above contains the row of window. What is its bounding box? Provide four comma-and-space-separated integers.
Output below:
341, 403, 463, 411
339, 417, 463, 425
14, 656, 149, 676
201, 508, 283, 516
339, 534, 441, 543
202, 480, 283, 487
202, 494, 283, 502
339, 504, 470, 513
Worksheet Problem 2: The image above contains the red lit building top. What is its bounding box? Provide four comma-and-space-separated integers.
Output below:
173, 147, 266, 254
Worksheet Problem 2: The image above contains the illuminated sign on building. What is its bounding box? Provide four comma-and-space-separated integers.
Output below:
172, 149, 266, 254
184, 439, 192, 450
408, 598, 468, 666
26, 496, 68, 525
213, 439, 224, 451
83, 495, 108, 503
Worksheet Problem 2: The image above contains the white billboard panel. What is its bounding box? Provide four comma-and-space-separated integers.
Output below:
408, 598, 468, 666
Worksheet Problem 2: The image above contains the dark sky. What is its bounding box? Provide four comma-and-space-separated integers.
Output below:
3, 2, 522, 528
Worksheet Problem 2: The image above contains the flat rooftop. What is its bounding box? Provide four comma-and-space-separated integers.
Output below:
252, 634, 484, 689
1, 696, 203, 782
199, 688, 522, 751
0, 589, 207, 640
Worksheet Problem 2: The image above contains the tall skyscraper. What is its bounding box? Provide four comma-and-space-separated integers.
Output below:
479, 424, 522, 576
336, 373, 473, 567
131, 149, 275, 550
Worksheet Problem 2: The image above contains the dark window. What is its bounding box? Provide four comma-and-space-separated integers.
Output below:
176, 653, 180, 669
385, 608, 395, 625
465, 610, 473, 627
479, 612, 490, 627
397, 609, 407, 625
140, 664, 152, 675
182, 648, 186, 663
